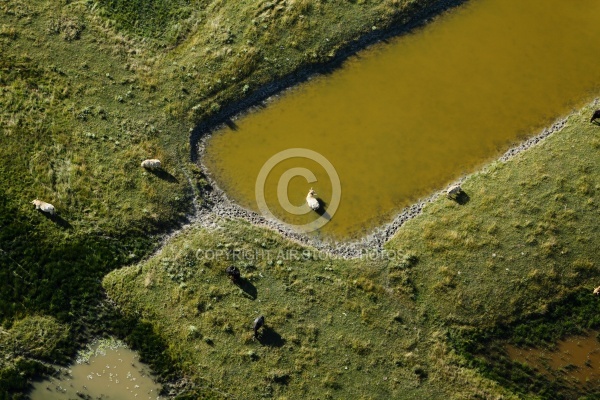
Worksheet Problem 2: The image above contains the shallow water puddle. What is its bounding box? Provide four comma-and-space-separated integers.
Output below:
30, 339, 162, 400
507, 332, 600, 386
204, 0, 600, 240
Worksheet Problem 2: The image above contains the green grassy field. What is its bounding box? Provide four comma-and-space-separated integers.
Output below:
104, 219, 514, 399
1, 0, 599, 398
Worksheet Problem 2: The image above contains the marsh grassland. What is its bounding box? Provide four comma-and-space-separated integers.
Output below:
1, 0, 599, 399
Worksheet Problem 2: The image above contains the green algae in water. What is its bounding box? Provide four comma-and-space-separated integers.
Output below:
204, 0, 600, 240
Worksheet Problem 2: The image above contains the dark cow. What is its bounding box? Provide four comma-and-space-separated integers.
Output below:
253, 315, 265, 337
591, 109, 600, 123
226, 266, 241, 282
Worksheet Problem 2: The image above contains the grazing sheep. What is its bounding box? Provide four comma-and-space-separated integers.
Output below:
591, 110, 600, 123
306, 188, 320, 211
446, 185, 463, 200
226, 266, 241, 282
141, 159, 161, 169
31, 199, 55, 215
593, 286, 600, 296
253, 315, 265, 337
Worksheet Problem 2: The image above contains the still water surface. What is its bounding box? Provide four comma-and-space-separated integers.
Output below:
507, 332, 600, 387
30, 339, 161, 400
205, 0, 600, 240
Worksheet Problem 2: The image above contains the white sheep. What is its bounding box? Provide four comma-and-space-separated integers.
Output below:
306, 188, 320, 211
593, 286, 600, 296
31, 199, 55, 215
141, 159, 161, 169
446, 184, 462, 200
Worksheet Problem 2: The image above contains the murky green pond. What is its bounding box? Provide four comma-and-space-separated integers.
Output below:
205, 0, 600, 240
30, 339, 162, 400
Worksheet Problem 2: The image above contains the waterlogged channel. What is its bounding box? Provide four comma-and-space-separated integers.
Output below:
205, 0, 600, 240
30, 339, 162, 400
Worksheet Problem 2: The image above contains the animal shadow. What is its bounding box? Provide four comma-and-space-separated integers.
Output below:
236, 278, 257, 300
257, 326, 285, 347
315, 199, 332, 221
38, 211, 73, 229
224, 119, 238, 131
453, 191, 470, 205
148, 169, 179, 183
